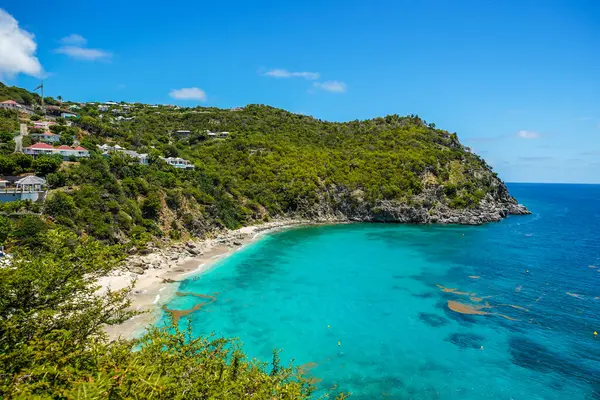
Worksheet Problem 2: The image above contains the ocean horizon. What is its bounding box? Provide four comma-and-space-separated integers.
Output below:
158, 183, 600, 399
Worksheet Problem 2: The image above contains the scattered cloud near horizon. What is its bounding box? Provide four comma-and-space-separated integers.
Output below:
55, 34, 111, 61
263, 69, 320, 80
312, 80, 347, 93
517, 130, 540, 139
0, 8, 43, 79
169, 87, 207, 101
59, 34, 87, 46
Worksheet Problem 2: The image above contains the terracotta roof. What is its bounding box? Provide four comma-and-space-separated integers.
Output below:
74, 146, 88, 151
0, 100, 19, 105
57, 145, 73, 150
27, 143, 54, 149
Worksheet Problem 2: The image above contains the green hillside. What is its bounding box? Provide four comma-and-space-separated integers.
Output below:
0, 85, 526, 399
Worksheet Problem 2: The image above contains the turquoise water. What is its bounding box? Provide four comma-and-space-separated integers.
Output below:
159, 184, 600, 399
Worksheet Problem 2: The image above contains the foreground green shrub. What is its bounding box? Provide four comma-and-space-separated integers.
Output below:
0, 229, 345, 399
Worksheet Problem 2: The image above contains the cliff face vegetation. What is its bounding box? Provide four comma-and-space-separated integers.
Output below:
0, 86, 528, 249
0, 88, 526, 399
37, 105, 525, 245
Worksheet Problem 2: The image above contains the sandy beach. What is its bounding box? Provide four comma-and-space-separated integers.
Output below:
98, 219, 315, 340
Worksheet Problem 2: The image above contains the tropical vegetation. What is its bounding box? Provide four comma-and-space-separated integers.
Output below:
0, 82, 517, 398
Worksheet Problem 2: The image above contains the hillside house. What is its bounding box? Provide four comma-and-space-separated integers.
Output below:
0, 175, 47, 203
33, 121, 57, 130
160, 157, 195, 170
16, 175, 46, 192
61, 112, 77, 118
30, 132, 60, 144
25, 143, 89, 159
0, 100, 23, 111
205, 130, 229, 138
98, 144, 149, 165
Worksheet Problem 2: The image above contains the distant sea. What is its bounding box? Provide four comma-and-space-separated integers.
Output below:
159, 183, 600, 399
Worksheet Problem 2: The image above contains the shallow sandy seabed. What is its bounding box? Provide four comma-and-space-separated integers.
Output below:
99, 220, 318, 340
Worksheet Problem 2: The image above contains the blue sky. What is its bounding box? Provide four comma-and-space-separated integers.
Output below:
1, 0, 599, 183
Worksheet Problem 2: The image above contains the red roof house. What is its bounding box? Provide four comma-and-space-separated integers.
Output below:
27, 143, 54, 150
0, 100, 22, 110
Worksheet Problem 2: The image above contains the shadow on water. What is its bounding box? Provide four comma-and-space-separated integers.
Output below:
508, 336, 600, 396
446, 332, 485, 350
419, 312, 449, 327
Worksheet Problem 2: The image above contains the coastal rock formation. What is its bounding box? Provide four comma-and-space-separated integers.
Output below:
295, 180, 529, 226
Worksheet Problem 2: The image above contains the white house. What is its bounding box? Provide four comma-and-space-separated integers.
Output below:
98, 144, 148, 165
24, 143, 89, 159
0, 175, 47, 203
15, 175, 46, 191
0, 100, 23, 111
33, 121, 57, 130
205, 130, 229, 138
160, 157, 195, 170
98, 105, 109, 112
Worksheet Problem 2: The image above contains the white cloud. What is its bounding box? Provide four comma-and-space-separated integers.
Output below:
517, 130, 540, 139
263, 69, 320, 80
169, 87, 207, 101
312, 80, 347, 93
55, 34, 111, 61
55, 46, 111, 61
0, 8, 43, 78
59, 34, 87, 46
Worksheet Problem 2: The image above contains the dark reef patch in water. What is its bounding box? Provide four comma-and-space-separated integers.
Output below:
412, 291, 436, 299
418, 312, 448, 327
446, 332, 485, 349
508, 336, 600, 388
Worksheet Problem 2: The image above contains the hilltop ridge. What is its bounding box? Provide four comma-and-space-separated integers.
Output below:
0, 85, 529, 246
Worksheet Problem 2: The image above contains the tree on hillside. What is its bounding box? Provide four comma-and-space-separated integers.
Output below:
0, 156, 17, 175
0, 110, 18, 133
44, 192, 76, 218
0, 132, 13, 143
32, 155, 62, 176
59, 133, 74, 146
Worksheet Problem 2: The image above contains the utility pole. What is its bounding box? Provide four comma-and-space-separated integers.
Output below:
34, 81, 44, 113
